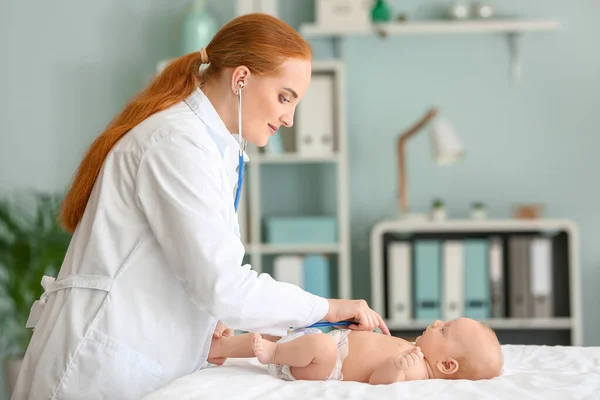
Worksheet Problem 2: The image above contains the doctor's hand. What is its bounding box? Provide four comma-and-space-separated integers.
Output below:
325, 299, 390, 335
208, 321, 234, 366
212, 320, 234, 339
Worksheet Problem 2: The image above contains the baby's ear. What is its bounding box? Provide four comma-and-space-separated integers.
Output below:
436, 358, 459, 375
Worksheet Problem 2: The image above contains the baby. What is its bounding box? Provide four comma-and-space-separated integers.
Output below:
209, 317, 503, 384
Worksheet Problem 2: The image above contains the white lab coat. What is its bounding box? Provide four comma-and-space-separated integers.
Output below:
11, 88, 329, 400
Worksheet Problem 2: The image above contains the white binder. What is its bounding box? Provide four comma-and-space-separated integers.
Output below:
273, 256, 304, 288
386, 241, 412, 322
489, 237, 505, 317
296, 74, 335, 156
443, 240, 464, 320
530, 237, 553, 317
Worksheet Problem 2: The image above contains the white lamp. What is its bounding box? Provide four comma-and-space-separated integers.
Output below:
430, 118, 464, 166
396, 107, 464, 216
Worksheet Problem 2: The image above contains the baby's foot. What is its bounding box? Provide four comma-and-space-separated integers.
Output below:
252, 333, 277, 365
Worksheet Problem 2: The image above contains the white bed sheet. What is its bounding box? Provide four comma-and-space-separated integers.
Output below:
143, 345, 600, 399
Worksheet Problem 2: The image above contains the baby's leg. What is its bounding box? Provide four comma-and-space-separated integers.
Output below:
253, 333, 337, 381
212, 333, 281, 359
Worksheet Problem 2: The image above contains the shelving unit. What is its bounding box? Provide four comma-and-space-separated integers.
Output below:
254, 153, 340, 164
370, 218, 582, 346
238, 60, 352, 299
300, 18, 560, 81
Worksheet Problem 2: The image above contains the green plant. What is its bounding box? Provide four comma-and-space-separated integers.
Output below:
0, 191, 71, 357
472, 201, 485, 210
431, 198, 444, 209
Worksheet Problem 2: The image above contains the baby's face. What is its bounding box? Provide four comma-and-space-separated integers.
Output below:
415, 317, 501, 379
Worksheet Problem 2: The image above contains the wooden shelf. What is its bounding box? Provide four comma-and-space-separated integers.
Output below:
385, 318, 572, 331
300, 19, 559, 37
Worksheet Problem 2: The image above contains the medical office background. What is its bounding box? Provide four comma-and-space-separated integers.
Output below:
1, 0, 600, 397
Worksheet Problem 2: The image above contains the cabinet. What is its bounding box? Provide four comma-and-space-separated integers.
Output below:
370, 219, 582, 345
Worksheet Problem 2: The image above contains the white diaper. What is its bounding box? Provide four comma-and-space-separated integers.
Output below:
267, 327, 351, 381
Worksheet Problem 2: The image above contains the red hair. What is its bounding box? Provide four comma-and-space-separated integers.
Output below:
59, 13, 312, 232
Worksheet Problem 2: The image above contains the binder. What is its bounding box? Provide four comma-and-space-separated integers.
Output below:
489, 237, 505, 318
296, 74, 335, 156
530, 237, 553, 317
413, 240, 442, 320
464, 239, 491, 319
302, 254, 331, 298
443, 240, 464, 320
273, 256, 304, 288
552, 234, 570, 317
387, 241, 412, 322
509, 236, 531, 318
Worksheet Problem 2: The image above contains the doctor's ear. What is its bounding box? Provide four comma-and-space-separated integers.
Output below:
231, 66, 250, 94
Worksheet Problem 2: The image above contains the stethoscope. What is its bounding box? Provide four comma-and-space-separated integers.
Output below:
306, 321, 352, 329
232, 82, 349, 331
234, 80, 246, 212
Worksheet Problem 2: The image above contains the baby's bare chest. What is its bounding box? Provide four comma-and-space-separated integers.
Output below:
341, 333, 413, 381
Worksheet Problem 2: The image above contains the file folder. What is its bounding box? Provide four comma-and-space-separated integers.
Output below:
414, 240, 442, 320
464, 239, 491, 319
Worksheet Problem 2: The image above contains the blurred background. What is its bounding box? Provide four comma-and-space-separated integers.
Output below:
1, 1, 599, 398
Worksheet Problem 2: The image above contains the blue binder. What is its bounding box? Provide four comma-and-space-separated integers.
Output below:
413, 240, 442, 320
302, 254, 331, 298
464, 239, 491, 319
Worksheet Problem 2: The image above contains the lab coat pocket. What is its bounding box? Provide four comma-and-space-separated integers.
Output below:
59, 328, 164, 399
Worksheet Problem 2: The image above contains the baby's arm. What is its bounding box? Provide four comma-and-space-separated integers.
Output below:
368, 347, 428, 385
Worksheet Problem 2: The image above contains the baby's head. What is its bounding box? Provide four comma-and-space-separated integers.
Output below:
415, 317, 502, 380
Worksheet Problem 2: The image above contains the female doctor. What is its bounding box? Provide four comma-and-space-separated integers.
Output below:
12, 13, 389, 400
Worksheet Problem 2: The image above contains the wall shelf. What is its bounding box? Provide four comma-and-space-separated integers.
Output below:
300, 19, 559, 37
300, 18, 560, 82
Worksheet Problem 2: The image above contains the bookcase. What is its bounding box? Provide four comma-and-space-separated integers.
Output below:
370, 219, 582, 346
237, 60, 351, 300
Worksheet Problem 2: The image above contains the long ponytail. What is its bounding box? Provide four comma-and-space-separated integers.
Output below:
59, 51, 204, 232
59, 13, 311, 232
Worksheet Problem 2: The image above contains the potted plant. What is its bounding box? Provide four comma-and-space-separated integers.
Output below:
471, 201, 487, 220
0, 191, 71, 396
430, 198, 447, 221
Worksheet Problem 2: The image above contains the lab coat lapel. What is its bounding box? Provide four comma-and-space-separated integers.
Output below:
184, 88, 249, 193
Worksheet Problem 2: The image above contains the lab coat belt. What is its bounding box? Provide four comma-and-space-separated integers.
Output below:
25, 274, 114, 329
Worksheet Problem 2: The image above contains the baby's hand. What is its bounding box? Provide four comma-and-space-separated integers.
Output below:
394, 346, 424, 371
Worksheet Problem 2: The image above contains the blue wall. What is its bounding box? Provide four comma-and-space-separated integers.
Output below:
321, 0, 600, 347
1, 0, 599, 396
313, 0, 600, 345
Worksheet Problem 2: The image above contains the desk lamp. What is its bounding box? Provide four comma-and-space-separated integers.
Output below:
397, 107, 464, 216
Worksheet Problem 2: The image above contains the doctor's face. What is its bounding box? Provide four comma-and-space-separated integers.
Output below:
242, 58, 312, 147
